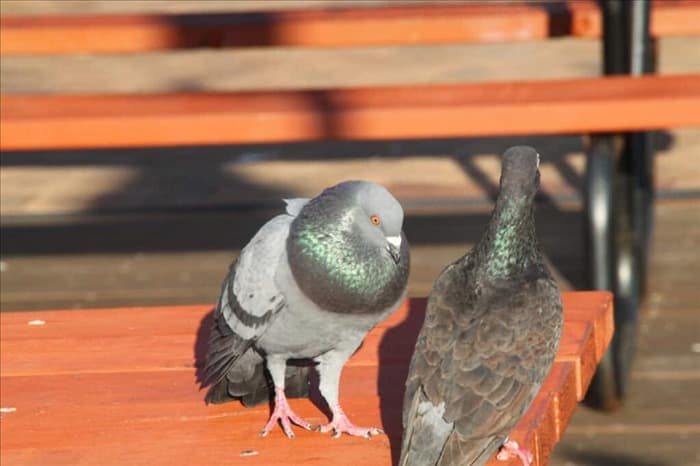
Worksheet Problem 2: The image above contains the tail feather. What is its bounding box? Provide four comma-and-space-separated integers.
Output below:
437, 432, 504, 466
400, 387, 505, 466
200, 310, 251, 388
202, 306, 311, 407
205, 350, 268, 406
400, 389, 452, 466
205, 353, 311, 407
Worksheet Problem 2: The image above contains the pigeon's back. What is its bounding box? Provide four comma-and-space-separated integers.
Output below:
202, 204, 311, 407
400, 146, 563, 466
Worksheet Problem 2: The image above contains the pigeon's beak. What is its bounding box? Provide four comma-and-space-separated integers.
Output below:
386, 235, 402, 264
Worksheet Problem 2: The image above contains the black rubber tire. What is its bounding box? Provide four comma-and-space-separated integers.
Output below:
583, 137, 641, 409
633, 132, 655, 298
610, 165, 641, 400
584, 139, 620, 410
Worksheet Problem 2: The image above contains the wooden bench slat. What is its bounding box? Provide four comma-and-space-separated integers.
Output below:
2, 314, 595, 374
570, 0, 700, 38
3, 368, 403, 459
0, 3, 561, 56
0, 362, 577, 466
0, 293, 612, 466
556, 322, 598, 400
0, 293, 610, 341
2, 1, 698, 56
0, 373, 393, 465
0, 293, 607, 378
0, 304, 213, 340
562, 291, 614, 362
0, 300, 412, 341
2, 74, 699, 151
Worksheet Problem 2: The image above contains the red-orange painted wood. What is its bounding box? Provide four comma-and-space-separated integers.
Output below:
570, 0, 700, 38
2, 74, 699, 151
1, 1, 697, 56
0, 3, 560, 56
562, 291, 614, 362
1, 292, 613, 466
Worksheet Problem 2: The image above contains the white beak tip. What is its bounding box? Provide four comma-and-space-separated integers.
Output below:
386, 235, 402, 249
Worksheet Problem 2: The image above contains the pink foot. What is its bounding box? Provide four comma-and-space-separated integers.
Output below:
317, 405, 384, 439
496, 439, 533, 465
259, 387, 313, 439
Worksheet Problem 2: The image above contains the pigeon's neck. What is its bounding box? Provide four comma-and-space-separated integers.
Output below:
474, 195, 539, 279
287, 208, 409, 315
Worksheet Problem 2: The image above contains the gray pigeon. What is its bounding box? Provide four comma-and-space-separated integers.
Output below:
202, 180, 410, 438
399, 146, 563, 466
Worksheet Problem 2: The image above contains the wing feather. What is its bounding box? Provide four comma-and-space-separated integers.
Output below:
202, 211, 298, 388
401, 257, 562, 465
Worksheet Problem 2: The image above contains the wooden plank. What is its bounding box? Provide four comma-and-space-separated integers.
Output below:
0, 369, 393, 466
548, 360, 580, 440
0, 310, 586, 375
2, 1, 698, 56
1, 293, 612, 466
0, 3, 560, 56
562, 291, 614, 362
570, 0, 700, 39
0, 293, 607, 377
557, 323, 598, 400
2, 74, 699, 151
0, 367, 571, 466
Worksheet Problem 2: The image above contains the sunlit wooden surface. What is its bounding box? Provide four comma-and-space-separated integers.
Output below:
1, 1, 698, 55
0, 292, 612, 466
2, 74, 699, 151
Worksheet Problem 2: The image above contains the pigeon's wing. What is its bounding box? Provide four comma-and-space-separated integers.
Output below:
202, 199, 310, 389
399, 383, 453, 466
401, 262, 462, 465
441, 278, 562, 439
403, 265, 561, 466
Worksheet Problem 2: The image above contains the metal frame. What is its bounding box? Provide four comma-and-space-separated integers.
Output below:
585, 0, 654, 409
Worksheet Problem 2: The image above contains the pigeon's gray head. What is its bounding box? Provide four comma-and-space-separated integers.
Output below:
499, 145, 541, 201
287, 180, 409, 314
349, 180, 405, 262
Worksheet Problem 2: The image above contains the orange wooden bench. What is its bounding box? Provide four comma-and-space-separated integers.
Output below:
2, 73, 699, 151
0, 292, 613, 466
0, 0, 690, 433
1, 0, 698, 55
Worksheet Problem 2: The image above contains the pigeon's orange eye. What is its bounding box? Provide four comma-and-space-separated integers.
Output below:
370, 215, 381, 225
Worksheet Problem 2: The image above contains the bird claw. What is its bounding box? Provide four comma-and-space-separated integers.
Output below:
317, 412, 384, 439
497, 440, 533, 465
259, 390, 313, 439
259, 412, 312, 439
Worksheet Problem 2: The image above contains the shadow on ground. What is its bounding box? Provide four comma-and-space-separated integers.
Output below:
556, 448, 670, 466
377, 298, 427, 464
3, 133, 674, 290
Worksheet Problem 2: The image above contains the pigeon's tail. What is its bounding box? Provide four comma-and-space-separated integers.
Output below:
205, 349, 311, 407
436, 432, 504, 466
200, 305, 252, 389
400, 388, 504, 466
202, 307, 311, 406
399, 389, 453, 466
204, 348, 267, 406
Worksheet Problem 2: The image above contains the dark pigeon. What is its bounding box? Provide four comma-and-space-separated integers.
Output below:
202, 180, 410, 438
400, 146, 563, 466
